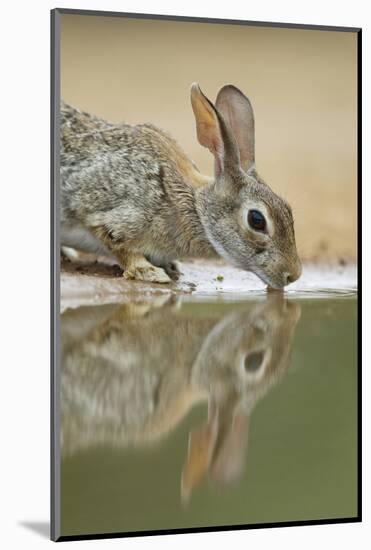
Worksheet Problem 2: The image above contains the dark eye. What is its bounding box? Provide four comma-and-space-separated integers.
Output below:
244, 351, 264, 373
248, 209, 266, 232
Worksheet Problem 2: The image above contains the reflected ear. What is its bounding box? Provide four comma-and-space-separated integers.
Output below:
215, 85, 255, 172
180, 409, 218, 502
209, 411, 249, 486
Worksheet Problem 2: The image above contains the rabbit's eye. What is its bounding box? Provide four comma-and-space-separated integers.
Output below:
248, 210, 266, 232
244, 351, 264, 373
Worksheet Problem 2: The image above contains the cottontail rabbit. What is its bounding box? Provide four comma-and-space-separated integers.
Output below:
61, 84, 301, 288
61, 295, 301, 497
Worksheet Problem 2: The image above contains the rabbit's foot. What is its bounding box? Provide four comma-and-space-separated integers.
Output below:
146, 256, 182, 281
163, 261, 182, 281
123, 256, 172, 284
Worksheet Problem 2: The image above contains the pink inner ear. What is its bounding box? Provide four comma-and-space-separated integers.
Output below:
192, 88, 226, 177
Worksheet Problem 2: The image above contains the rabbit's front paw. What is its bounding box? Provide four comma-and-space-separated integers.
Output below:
163, 261, 182, 281
123, 256, 172, 284
125, 265, 171, 283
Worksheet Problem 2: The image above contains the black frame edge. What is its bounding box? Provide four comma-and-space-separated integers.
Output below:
56, 517, 361, 542
356, 28, 362, 523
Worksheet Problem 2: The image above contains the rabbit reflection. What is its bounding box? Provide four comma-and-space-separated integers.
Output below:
61, 295, 300, 498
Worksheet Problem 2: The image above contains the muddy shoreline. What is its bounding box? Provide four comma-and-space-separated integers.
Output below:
60, 257, 357, 312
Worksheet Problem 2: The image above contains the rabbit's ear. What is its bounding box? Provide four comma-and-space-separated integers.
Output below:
191, 83, 240, 178
215, 85, 255, 172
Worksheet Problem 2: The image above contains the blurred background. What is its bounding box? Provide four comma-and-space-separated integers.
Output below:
60, 14, 358, 262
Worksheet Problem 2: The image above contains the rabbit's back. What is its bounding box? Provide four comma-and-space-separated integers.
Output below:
60, 103, 173, 240
60, 101, 212, 260
60, 101, 204, 186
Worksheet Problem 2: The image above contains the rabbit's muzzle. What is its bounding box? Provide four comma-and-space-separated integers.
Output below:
254, 256, 302, 289
283, 260, 302, 286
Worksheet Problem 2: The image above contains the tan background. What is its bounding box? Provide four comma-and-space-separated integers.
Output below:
60, 15, 358, 261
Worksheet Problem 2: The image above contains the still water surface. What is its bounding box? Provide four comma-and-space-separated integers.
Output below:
60, 292, 357, 537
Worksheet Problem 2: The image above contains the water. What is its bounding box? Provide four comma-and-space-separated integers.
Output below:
59, 291, 358, 537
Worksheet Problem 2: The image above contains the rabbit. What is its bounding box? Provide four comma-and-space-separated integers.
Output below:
60, 84, 302, 288
60, 295, 301, 498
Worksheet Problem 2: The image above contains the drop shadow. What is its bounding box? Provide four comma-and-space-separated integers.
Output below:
19, 521, 50, 539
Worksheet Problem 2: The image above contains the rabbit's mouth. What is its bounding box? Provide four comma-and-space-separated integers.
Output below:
248, 256, 302, 289
249, 266, 290, 290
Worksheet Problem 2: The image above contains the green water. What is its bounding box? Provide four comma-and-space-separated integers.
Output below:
59, 294, 358, 537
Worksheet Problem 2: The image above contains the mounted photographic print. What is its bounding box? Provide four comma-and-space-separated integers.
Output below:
51, 8, 361, 542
